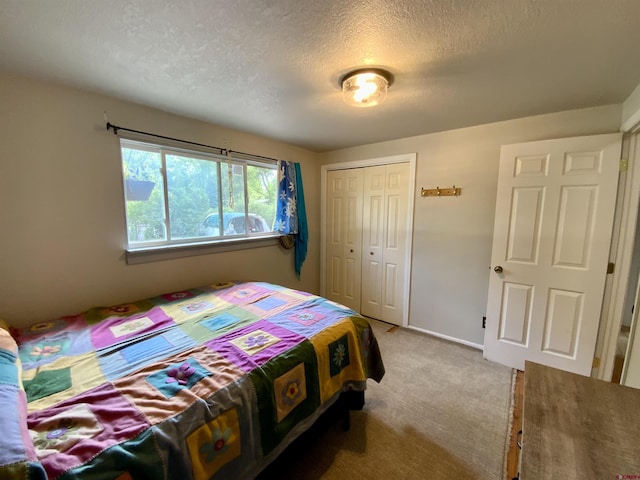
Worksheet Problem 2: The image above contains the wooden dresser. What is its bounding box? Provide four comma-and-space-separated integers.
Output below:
520, 361, 640, 479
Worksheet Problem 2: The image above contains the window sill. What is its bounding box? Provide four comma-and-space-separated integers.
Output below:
125, 235, 282, 265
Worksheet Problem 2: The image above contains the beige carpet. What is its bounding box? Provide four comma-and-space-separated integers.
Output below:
259, 319, 515, 480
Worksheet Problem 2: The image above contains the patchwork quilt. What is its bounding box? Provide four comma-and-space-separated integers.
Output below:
0, 282, 385, 480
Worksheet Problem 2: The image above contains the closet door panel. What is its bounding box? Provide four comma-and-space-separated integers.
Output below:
325, 169, 363, 311
380, 163, 410, 325
361, 165, 386, 319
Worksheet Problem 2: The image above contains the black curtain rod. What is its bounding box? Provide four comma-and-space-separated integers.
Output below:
106, 122, 281, 163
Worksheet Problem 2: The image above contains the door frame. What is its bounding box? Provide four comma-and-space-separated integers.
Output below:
597, 127, 640, 380
320, 153, 417, 327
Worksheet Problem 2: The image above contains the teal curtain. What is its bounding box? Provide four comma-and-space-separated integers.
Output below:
274, 161, 308, 277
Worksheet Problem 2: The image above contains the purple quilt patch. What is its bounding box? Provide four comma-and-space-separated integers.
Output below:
205, 320, 305, 373
27, 383, 149, 477
90, 307, 175, 350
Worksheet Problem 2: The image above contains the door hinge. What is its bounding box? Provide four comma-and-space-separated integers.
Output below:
592, 357, 600, 368
620, 159, 628, 172
482, 316, 486, 329
607, 262, 615, 274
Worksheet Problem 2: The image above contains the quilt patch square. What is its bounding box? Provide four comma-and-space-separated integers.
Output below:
161, 290, 195, 302
328, 334, 350, 377
19, 329, 93, 370
146, 358, 212, 398
0, 385, 32, 466
289, 309, 326, 327
109, 317, 154, 338
273, 363, 307, 423
27, 383, 149, 477
230, 330, 281, 356
187, 407, 241, 480
23, 368, 72, 402
310, 318, 367, 404
200, 313, 242, 333
215, 284, 273, 306
84, 299, 156, 324
180, 300, 215, 315
265, 301, 343, 337
90, 307, 174, 350
252, 297, 286, 311
120, 335, 172, 365
30, 403, 103, 458
206, 320, 306, 373
97, 329, 197, 382
249, 340, 320, 455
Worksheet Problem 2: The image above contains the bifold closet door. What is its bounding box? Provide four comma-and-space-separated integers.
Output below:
325, 168, 364, 312
361, 163, 409, 325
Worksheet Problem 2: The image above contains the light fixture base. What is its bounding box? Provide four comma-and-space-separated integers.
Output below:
341, 68, 393, 108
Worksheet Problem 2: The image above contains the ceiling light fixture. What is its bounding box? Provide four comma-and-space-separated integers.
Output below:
341, 68, 393, 108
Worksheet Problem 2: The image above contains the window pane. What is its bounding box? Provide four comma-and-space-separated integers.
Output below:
166, 153, 219, 240
247, 164, 277, 233
220, 162, 246, 236
122, 146, 166, 244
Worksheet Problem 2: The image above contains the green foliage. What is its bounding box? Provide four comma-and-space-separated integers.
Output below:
122, 145, 277, 244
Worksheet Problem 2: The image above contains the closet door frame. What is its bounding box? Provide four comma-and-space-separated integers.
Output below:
320, 153, 417, 327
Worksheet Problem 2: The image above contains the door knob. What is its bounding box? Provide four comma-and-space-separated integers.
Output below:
370, 252, 374, 255
494, 266, 503, 273
350, 249, 354, 253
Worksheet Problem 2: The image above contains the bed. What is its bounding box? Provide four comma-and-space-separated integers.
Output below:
0, 281, 385, 480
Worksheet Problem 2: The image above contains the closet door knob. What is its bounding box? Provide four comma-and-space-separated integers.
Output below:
494, 265, 503, 273
370, 252, 374, 255
350, 249, 354, 253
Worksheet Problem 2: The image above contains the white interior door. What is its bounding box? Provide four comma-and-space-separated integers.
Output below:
484, 133, 622, 375
361, 163, 410, 325
325, 169, 363, 311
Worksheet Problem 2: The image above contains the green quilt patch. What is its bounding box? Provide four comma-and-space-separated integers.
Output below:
248, 340, 320, 455
328, 334, 350, 377
24, 367, 72, 402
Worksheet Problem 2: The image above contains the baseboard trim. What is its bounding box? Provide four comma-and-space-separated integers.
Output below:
406, 325, 484, 351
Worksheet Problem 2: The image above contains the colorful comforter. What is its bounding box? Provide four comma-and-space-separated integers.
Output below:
0, 282, 384, 480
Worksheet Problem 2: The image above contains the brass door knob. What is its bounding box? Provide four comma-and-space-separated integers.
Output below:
494, 266, 503, 273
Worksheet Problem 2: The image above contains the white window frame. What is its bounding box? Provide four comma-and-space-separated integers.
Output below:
119, 139, 281, 264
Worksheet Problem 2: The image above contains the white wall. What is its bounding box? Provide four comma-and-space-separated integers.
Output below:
320, 105, 622, 346
0, 73, 320, 327
622, 82, 640, 131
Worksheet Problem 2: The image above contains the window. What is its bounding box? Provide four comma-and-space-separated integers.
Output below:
120, 139, 278, 250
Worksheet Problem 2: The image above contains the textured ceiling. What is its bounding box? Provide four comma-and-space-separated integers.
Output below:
1, 0, 640, 152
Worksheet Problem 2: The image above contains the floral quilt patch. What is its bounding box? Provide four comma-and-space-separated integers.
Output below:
273, 363, 307, 422
186, 407, 241, 480
29, 403, 103, 458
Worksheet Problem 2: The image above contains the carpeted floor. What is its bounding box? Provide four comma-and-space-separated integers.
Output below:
259, 319, 515, 480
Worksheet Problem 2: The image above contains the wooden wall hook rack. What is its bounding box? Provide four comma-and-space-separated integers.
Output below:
421, 185, 461, 197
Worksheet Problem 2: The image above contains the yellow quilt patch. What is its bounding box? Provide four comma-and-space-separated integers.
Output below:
310, 318, 366, 404
187, 407, 241, 479
273, 362, 307, 423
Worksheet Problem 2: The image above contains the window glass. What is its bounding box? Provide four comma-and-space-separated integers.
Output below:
120, 140, 277, 249
166, 153, 219, 240
247, 164, 277, 232
220, 162, 247, 235
122, 146, 166, 243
